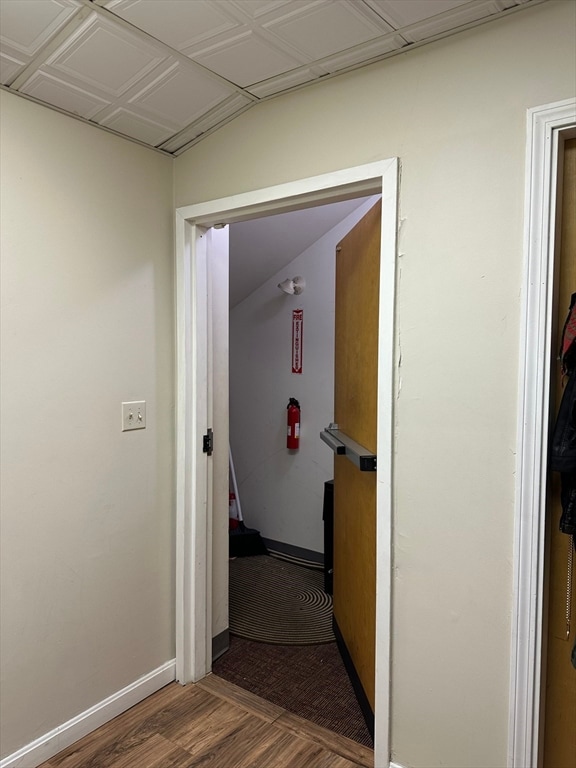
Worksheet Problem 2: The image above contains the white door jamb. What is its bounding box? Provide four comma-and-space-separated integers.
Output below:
175, 215, 212, 684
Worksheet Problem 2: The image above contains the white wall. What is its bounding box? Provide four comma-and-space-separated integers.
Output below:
229, 197, 380, 554
175, 2, 576, 767
0, 92, 175, 759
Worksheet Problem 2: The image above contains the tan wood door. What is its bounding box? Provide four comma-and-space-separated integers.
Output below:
333, 199, 381, 715
543, 138, 576, 767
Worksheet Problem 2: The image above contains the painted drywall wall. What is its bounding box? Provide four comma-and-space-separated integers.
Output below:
175, 2, 576, 767
229, 197, 380, 555
0, 91, 174, 759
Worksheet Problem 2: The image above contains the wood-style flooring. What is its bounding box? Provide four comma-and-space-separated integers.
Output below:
38, 674, 374, 768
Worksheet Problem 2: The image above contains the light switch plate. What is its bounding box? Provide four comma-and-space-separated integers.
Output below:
122, 401, 146, 431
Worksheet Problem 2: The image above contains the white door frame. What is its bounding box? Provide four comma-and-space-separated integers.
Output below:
175, 159, 398, 766
509, 97, 576, 768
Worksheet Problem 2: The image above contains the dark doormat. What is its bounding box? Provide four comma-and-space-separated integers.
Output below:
212, 634, 373, 749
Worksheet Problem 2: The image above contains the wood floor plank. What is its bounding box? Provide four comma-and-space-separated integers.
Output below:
44, 684, 189, 768
233, 729, 305, 768
140, 686, 223, 740
312, 751, 366, 768
38, 677, 372, 768
275, 710, 373, 767
106, 734, 194, 768
168, 699, 264, 752
178, 714, 287, 767
196, 672, 285, 721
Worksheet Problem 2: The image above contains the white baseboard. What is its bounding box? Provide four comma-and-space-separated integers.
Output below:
1, 659, 176, 768
389, 762, 406, 768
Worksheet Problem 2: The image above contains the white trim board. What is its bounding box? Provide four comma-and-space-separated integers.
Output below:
509, 97, 576, 768
0, 660, 176, 768
175, 159, 398, 768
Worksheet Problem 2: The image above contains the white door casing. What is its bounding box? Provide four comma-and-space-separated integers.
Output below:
175, 159, 399, 768
509, 97, 576, 768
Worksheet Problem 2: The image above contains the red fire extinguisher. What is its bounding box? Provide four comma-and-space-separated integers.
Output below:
287, 398, 301, 449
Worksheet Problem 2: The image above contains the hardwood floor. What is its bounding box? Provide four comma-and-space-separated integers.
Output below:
38, 675, 373, 768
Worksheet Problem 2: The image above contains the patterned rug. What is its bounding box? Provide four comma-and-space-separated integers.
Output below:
229, 554, 334, 645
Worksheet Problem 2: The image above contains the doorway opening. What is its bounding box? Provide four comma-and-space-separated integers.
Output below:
175, 160, 399, 768
215, 194, 381, 748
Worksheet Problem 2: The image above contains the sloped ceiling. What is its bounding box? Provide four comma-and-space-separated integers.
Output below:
0, 0, 545, 156
229, 195, 373, 306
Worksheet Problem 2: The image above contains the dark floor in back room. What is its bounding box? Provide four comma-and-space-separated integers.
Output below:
212, 633, 373, 749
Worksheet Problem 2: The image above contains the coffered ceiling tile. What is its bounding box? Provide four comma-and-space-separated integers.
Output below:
19, 71, 110, 119
104, 0, 241, 50
0, 0, 80, 57
128, 62, 234, 127
366, 0, 472, 27
98, 106, 176, 145
264, 1, 392, 59
192, 31, 303, 87
319, 34, 406, 74
226, 0, 297, 20
246, 65, 323, 97
159, 93, 253, 153
45, 15, 167, 97
366, 0, 495, 42
0, 49, 25, 85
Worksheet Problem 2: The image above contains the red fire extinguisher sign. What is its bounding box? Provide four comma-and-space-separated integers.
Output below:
292, 309, 303, 374
287, 398, 300, 449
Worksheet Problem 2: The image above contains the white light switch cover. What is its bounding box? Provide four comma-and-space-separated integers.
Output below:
122, 401, 146, 431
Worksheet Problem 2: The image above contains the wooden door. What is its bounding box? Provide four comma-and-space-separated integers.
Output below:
543, 138, 576, 767
333, 200, 381, 719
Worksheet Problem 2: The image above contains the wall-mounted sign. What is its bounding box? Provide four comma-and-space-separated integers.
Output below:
292, 309, 303, 374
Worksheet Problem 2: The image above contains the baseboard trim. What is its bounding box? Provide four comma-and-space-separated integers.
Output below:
262, 538, 323, 566
0, 659, 176, 768
212, 629, 229, 661
332, 617, 374, 740
389, 762, 406, 768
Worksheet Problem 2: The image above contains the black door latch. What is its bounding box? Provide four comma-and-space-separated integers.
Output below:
203, 428, 213, 456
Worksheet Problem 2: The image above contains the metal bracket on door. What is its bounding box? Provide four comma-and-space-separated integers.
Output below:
320, 424, 377, 471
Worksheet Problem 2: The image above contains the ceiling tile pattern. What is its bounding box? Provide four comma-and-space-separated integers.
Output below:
0, 0, 545, 155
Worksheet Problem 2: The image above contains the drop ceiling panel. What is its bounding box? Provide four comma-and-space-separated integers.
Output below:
99, 106, 176, 145
43, 15, 167, 97
226, 0, 297, 20
264, 1, 393, 60
129, 62, 235, 126
0, 0, 80, 58
105, 0, 240, 50
366, 0, 473, 27
0, 50, 25, 85
319, 33, 405, 73
20, 70, 110, 118
367, 0, 500, 42
159, 92, 254, 152
246, 64, 325, 97
192, 31, 304, 87
0, 0, 546, 154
